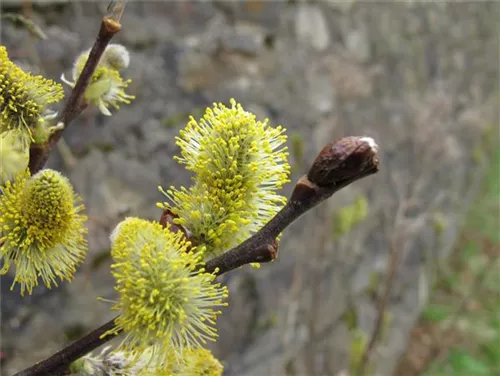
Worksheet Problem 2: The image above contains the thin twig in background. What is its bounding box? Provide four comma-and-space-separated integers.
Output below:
304, 205, 331, 373
356, 166, 432, 376
356, 238, 402, 376
14, 137, 380, 376
1, 13, 47, 40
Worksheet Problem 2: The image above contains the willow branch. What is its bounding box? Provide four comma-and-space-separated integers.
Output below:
28, 1, 125, 174
13, 318, 119, 376
206, 136, 380, 275
14, 136, 379, 376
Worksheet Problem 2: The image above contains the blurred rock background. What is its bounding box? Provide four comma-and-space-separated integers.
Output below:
0, 1, 498, 375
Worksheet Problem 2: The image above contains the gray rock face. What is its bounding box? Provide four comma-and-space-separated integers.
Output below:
1, 2, 497, 375
1, 0, 69, 8
295, 4, 331, 52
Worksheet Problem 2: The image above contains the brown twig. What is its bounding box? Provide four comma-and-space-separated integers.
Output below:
207, 137, 380, 275
27, 1, 124, 174
13, 318, 119, 376
356, 240, 401, 376
14, 136, 379, 376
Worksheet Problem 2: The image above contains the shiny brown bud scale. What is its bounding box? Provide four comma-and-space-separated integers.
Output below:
307, 136, 379, 187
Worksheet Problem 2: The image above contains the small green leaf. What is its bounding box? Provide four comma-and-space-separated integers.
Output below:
422, 305, 451, 323
448, 348, 490, 375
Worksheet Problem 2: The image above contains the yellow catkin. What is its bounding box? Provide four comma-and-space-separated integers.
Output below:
61, 45, 134, 116
0, 169, 87, 295
109, 218, 228, 360
159, 99, 291, 258
0, 46, 63, 139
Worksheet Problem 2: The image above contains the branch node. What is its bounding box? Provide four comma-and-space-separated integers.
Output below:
255, 239, 279, 263
103, 17, 122, 33
269, 239, 279, 261
290, 175, 320, 203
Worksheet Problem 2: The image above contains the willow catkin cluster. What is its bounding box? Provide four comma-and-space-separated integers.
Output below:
0, 169, 87, 295
159, 99, 291, 258
61, 43, 135, 116
72, 346, 223, 376
0, 45, 63, 181
109, 217, 228, 359
0, 44, 138, 296
0, 45, 63, 141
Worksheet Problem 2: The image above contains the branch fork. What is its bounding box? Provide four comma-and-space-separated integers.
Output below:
14, 0, 380, 372
16, 132, 379, 376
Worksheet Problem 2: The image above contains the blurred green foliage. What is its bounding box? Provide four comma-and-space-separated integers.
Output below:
289, 132, 304, 173
349, 328, 369, 376
423, 147, 500, 376
332, 195, 369, 239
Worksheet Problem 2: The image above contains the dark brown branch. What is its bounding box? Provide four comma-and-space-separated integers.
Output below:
207, 239, 280, 275
206, 136, 380, 275
13, 317, 120, 376
356, 241, 401, 376
15, 136, 379, 376
28, 7, 123, 174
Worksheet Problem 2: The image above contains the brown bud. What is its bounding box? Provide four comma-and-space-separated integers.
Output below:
269, 239, 279, 261
307, 136, 379, 187
254, 239, 279, 263
290, 175, 320, 203
159, 209, 196, 246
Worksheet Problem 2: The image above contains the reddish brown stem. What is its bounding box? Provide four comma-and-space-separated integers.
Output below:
13, 318, 120, 376
28, 17, 121, 174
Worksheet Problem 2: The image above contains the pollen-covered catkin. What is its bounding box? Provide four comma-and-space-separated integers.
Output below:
61, 44, 134, 116
108, 217, 228, 359
159, 99, 291, 258
0, 46, 63, 143
0, 169, 87, 295
0, 130, 29, 185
